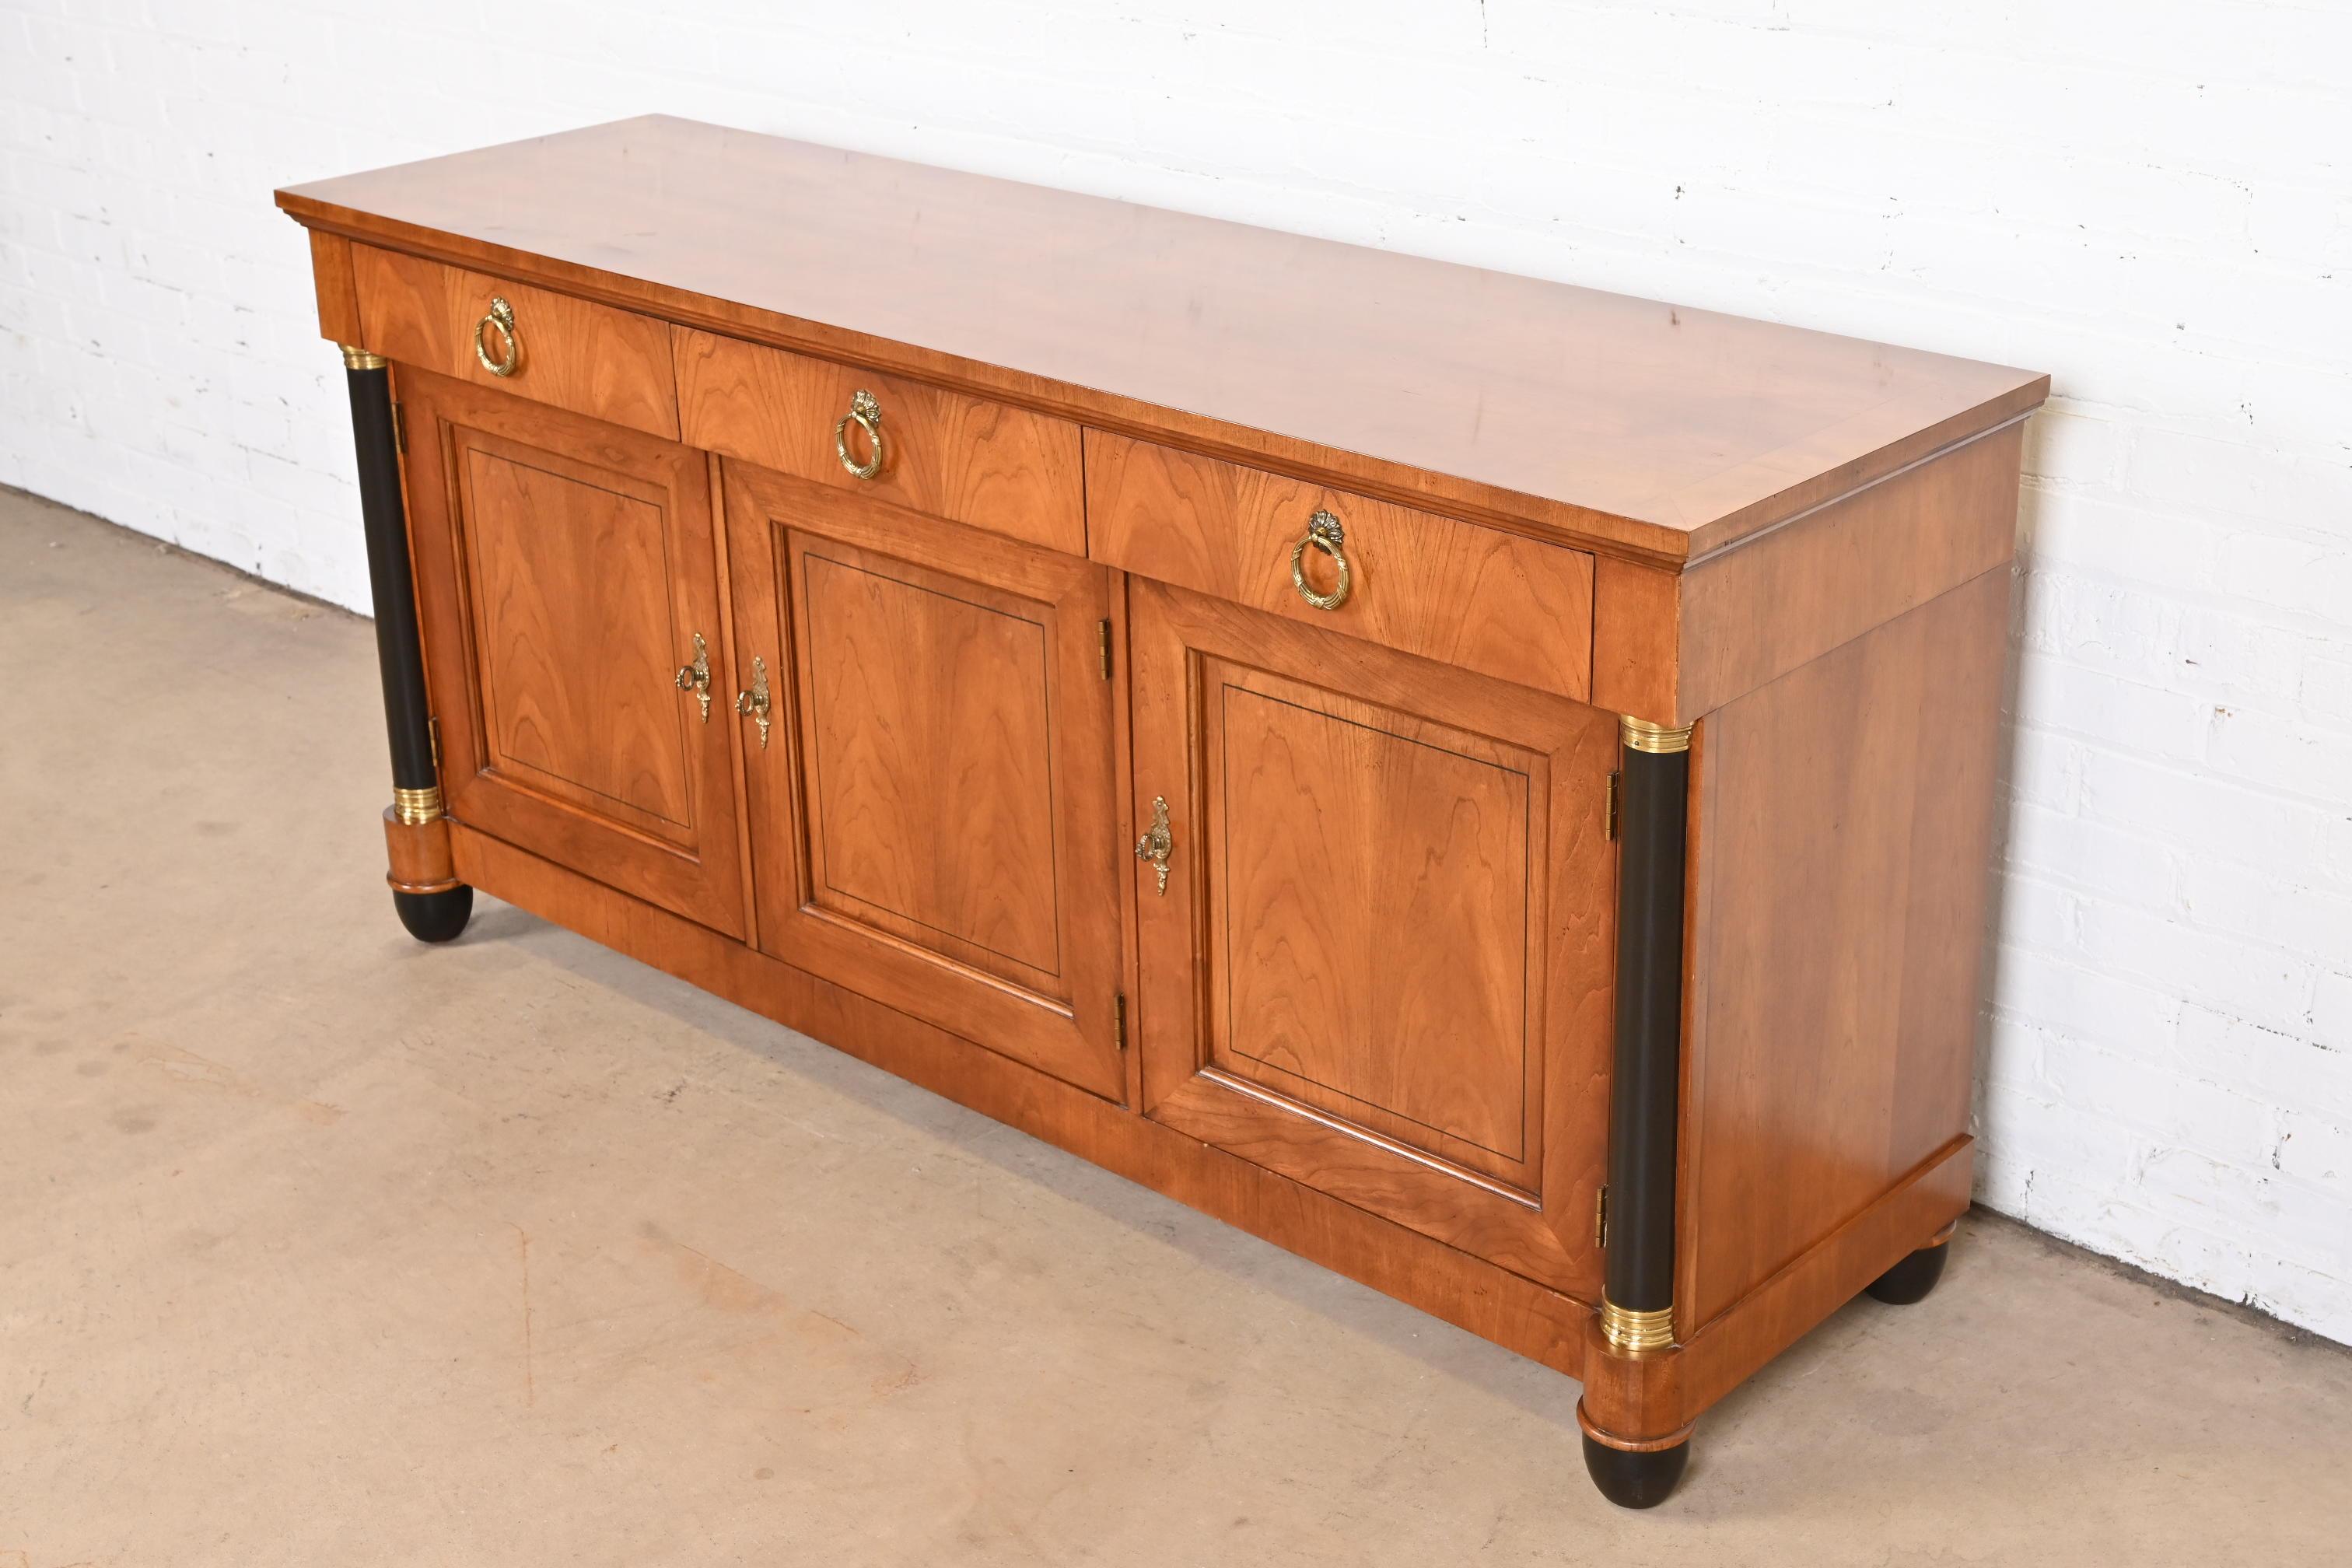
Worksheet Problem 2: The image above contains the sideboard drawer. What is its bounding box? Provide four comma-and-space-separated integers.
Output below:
674, 328, 1085, 556
352, 245, 679, 439
1086, 433, 1595, 701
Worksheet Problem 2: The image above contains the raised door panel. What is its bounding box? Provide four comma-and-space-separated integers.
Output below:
1130, 577, 1615, 1296
722, 458, 1123, 1102
400, 368, 747, 937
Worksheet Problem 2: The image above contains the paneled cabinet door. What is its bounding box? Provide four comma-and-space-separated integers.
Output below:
1128, 578, 1617, 1296
399, 369, 748, 937
720, 460, 1125, 1102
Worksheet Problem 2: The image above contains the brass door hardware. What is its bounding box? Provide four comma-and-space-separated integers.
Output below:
1594, 1185, 1610, 1249
674, 631, 713, 721
1097, 618, 1113, 681
1115, 992, 1128, 1050
1136, 795, 1173, 895
736, 654, 772, 750
1605, 771, 1621, 839
835, 387, 885, 479
1290, 508, 1352, 611
474, 296, 521, 377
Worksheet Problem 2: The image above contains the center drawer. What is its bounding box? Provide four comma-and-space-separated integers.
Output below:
1084, 433, 1595, 702
674, 328, 1085, 556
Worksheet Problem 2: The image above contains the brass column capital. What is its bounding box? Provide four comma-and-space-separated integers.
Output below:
339, 344, 387, 371
1620, 716, 1695, 754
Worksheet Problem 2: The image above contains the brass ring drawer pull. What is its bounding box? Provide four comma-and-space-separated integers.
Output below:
834, 388, 885, 479
1289, 509, 1352, 611
474, 296, 521, 378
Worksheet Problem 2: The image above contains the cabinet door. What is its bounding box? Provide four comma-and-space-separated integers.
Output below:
401, 369, 747, 937
721, 460, 1125, 1101
1129, 578, 1616, 1295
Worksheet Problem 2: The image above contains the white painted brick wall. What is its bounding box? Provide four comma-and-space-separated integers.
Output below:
5, 2, 2347, 1339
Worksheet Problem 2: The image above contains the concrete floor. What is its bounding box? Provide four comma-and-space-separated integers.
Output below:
2, 485, 2347, 1566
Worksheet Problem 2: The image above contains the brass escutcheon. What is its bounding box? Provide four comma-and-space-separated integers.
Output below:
675, 631, 712, 721
736, 654, 773, 751
1135, 795, 1174, 896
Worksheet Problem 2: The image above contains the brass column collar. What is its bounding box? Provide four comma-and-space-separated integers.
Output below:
1619, 716, 1696, 754
1598, 1299, 1676, 1354
339, 344, 387, 371
392, 785, 444, 825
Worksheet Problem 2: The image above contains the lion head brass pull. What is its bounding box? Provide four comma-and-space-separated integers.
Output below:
736, 654, 772, 750
474, 296, 521, 378
1136, 796, 1173, 896
674, 631, 712, 721
1290, 509, 1352, 611
834, 388, 885, 479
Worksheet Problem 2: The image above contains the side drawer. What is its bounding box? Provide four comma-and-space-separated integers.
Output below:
673, 327, 1084, 556
1086, 432, 1595, 702
352, 245, 679, 439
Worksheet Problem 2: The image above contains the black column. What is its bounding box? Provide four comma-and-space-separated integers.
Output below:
1601, 716, 1692, 1352
341, 348, 438, 807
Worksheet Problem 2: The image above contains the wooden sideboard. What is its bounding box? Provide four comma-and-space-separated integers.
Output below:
277, 116, 2046, 1508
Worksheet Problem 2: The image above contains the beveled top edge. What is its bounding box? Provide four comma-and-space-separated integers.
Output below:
276, 115, 2049, 565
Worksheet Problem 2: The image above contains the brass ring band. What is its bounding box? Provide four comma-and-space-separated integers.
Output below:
1620, 716, 1696, 754
392, 785, 444, 826
339, 344, 387, 371
474, 297, 520, 378
1598, 1299, 1675, 1354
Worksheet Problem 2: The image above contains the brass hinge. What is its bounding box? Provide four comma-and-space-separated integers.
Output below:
1114, 992, 1128, 1050
428, 715, 441, 775
391, 399, 406, 455
1605, 771, 1621, 840
1097, 618, 1113, 681
1594, 1185, 1609, 1250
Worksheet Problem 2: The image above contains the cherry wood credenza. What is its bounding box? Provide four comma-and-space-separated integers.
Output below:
277, 116, 2046, 1507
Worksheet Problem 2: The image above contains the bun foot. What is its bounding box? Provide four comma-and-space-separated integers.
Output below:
1865, 1236, 1951, 1305
1580, 1431, 1689, 1510
394, 884, 474, 944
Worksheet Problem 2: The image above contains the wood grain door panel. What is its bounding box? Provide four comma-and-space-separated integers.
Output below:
401, 369, 747, 937
722, 459, 1123, 1102
796, 543, 1062, 988
1129, 578, 1615, 1296
1207, 667, 1540, 1186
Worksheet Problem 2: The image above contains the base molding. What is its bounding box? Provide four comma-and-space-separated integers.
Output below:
447, 820, 1595, 1379
446, 817, 1971, 1433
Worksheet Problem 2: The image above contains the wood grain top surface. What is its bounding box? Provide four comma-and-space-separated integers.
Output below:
278, 114, 2046, 562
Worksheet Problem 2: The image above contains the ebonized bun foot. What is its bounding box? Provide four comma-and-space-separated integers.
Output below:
1581, 1433, 1689, 1510
394, 884, 474, 944
1864, 1237, 1950, 1305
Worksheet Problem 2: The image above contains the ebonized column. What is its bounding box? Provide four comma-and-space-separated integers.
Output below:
1582, 712, 1695, 1508
341, 345, 471, 943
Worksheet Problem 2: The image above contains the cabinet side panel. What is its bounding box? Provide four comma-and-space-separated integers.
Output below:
1675, 421, 2023, 720
1682, 565, 2009, 1332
